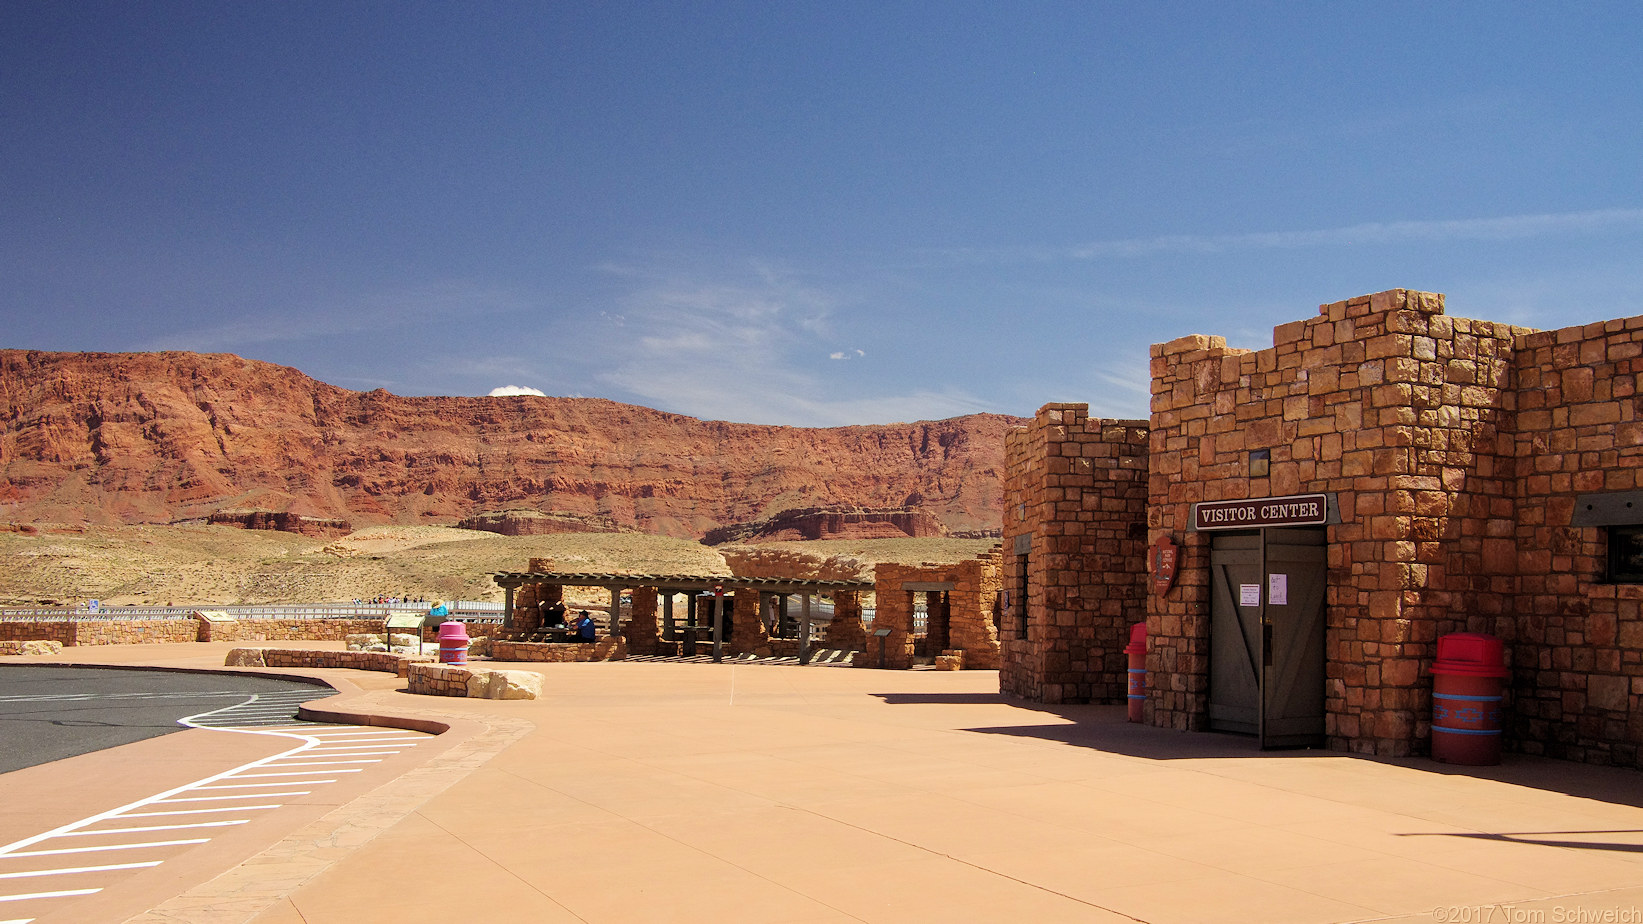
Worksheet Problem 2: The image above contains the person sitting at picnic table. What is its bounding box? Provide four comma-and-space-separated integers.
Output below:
573, 610, 596, 642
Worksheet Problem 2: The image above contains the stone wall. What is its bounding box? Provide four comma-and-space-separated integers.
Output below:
224, 647, 432, 675
0, 621, 76, 645
74, 620, 204, 645
490, 636, 627, 662
1000, 405, 1149, 703
824, 592, 866, 651
1507, 317, 1643, 767
508, 557, 565, 634
1009, 288, 1643, 767
203, 618, 387, 643
20, 619, 201, 646
406, 662, 476, 696
622, 588, 664, 655
867, 552, 1003, 670
720, 547, 870, 582
1147, 290, 1523, 756
3, 616, 396, 647
405, 663, 541, 699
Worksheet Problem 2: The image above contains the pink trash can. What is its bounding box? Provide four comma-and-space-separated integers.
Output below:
438, 620, 470, 664
1431, 633, 1508, 765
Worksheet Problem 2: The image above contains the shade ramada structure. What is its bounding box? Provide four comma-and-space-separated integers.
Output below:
492, 570, 874, 663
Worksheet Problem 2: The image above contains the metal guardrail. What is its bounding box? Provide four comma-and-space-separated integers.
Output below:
0, 610, 197, 622
0, 601, 505, 622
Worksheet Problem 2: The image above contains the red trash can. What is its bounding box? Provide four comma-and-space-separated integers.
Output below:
1124, 622, 1147, 723
438, 620, 470, 664
1430, 633, 1508, 765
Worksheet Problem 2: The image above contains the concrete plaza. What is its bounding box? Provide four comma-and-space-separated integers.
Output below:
6, 642, 1643, 923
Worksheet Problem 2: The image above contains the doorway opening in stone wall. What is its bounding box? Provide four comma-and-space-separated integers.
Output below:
1208, 527, 1327, 749
908, 588, 951, 658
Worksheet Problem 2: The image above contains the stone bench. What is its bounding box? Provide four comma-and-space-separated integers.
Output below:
0, 640, 64, 656
406, 662, 541, 700
225, 647, 434, 677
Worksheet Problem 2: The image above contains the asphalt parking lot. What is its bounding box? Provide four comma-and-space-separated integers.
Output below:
0, 665, 335, 773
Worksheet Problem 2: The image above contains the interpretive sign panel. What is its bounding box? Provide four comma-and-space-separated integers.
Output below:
1192, 494, 1331, 532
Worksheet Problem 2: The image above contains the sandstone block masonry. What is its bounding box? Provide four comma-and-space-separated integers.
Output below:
2, 615, 394, 647
199, 616, 387, 643
225, 647, 432, 677
867, 552, 1003, 670
0, 619, 198, 646
1000, 405, 1149, 704
1003, 289, 1643, 768
406, 663, 542, 699
0, 640, 63, 656
490, 637, 627, 662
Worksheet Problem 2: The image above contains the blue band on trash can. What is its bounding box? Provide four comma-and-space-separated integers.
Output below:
1127, 668, 1145, 674
1433, 692, 1501, 702
1433, 726, 1501, 736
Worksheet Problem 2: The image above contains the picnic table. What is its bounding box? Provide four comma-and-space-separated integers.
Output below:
522, 627, 579, 643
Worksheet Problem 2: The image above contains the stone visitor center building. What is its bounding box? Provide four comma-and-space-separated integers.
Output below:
1002, 289, 1643, 769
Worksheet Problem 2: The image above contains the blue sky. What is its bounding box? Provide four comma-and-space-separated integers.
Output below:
5, 2, 1641, 426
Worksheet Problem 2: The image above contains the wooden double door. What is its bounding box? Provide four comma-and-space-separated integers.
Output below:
1207, 528, 1327, 748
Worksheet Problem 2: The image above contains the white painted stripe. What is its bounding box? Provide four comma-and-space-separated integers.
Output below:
0, 861, 161, 880
300, 739, 420, 749
219, 709, 302, 715
311, 728, 424, 734
192, 780, 338, 788
156, 792, 310, 802
312, 733, 423, 740
303, 728, 420, 733
60, 818, 248, 835
307, 746, 415, 753
0, 691, 436, 918
116, 805, 280, 818
309, 742, 421, 749
225, 769, 361, 778
0, 916, 35, 923
262, 758, 383, 765
0, 888, 100, 902
2, 839, 209, 857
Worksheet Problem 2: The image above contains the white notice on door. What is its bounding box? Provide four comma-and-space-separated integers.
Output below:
1269, 573, 1288, 606
1239, 583, 1261, 607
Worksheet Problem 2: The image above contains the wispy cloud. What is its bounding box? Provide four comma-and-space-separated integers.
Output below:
587, 261, 994, 426
1035, 348, 1155, 422
487, 385, 547, 397
941, 208, 1643, 264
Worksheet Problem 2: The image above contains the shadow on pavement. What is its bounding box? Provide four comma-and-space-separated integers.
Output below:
872, 690, 1643, 809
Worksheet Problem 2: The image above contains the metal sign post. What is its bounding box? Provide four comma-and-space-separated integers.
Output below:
873, 627, 892, 669
711, 584, 724, 663
799, 594, 812, 665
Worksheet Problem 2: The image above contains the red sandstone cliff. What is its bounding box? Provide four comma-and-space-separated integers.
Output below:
702, 506, 948, 544
0, 350, 1021, 539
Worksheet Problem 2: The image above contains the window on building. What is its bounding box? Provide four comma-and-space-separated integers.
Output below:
1608, 526, 1643, 583
1015, 550, 1029, 639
